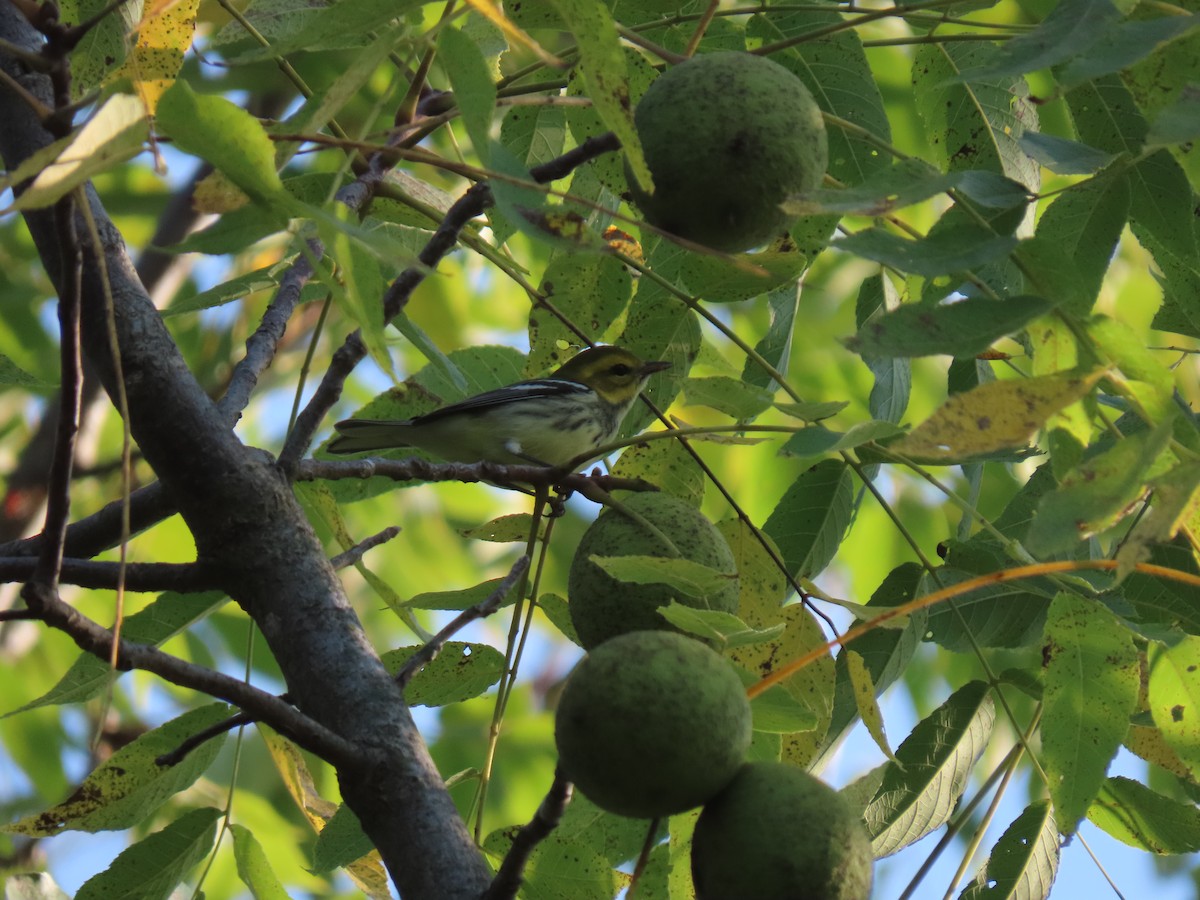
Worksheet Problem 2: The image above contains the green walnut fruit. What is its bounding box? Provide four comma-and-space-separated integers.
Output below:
692, 761, 874, 900
568, 492, 738, 650
554, 631, 752, 818
626, 51, 828, 252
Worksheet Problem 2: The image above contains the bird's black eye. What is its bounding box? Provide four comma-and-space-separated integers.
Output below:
610, 363, 633, 376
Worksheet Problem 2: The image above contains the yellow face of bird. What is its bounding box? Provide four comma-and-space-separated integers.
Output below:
554, 347, 671, 405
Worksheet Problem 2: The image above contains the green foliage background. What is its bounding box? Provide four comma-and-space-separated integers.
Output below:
1, 0, 1199, 897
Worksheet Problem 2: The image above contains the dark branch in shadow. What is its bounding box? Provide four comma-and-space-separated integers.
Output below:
482, 767, 574, 900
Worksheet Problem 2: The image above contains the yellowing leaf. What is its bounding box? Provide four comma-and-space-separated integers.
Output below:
15, 95, 148, 211
847, 650, 898, 764
113, 0, 200, 114
891, 369, 1105, 460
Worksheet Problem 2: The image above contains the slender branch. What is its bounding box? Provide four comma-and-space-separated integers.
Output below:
155, 710, 257, 767
397, 555, 529, 689
1, 525, 400, 591
330, 525, 402, 569
19, 581, 360, 767
482, 767, 574, 900
28, 191, 83, 592
295, 458, 659, 497
1, 557, 220, 592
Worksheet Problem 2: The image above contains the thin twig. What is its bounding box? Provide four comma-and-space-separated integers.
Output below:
155, 710, 257, 767
2, 557, 220, 592
329, 526, 402, 569
18, 581, 359, 767
396, 555, 529, 689
482, 767, 574, 900
27, 191, 83, 592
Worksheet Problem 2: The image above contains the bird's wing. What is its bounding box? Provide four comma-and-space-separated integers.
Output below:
410, 378, 591, 423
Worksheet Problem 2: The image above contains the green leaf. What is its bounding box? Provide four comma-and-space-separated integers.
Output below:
848, 295, 1053, 358
913, 41, 1039, 184
459, 514, 540, 543
1025, 169, 1130, 314
788, 159, 1029, 217
1087, 776, 1200, 853
483, 828, 618, 899
11, 94, 148, 211
527, 253, 632, 373
163, 258, 297, 317
1041, 593, 1139, 833
748, 10, 892, 189
682, 376, 775, 420
1017, 132, 1118, 175
778, 421, 904, 460
590, 555, 735, 599
1057, 15, 1200, 90
954, 0, 1121, 81
610, 439, 705, 507
960, 801, 1059, 900
60, 0, 135, 99
864, 681, 995, 857
890, 369, 1106, 462
1123, 540, 1200, 635
763, 459, 854, 580
4, 704, 230, 836
217, 0, 422, 60
381, 641, 504, 706
1028, 423, 1174, 556
8, 591, 226, 714
1147, 82, 1200, 147
311, 803, 372, 872
743, 283, 799, 391
439, 26, 497, 166
729, 603, 835, 767
921, 567, 1049, 652
1148, 636, 1200, 780
1067, 76, 1198, 263
676, 243, 810, 304
835, 225, 1019, 278
75, 807, 221, 900
0, 353, 57, 392
156, 80, 284, 203
657, 602, 785, 649
230, 823, 291, 900
856, 274, 912, 425
551, 0, 647, 192
745, 680, 820, 734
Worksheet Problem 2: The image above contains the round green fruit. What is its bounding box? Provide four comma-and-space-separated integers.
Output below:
626, 51, 828, 253
568, 492, 738, 650
554, 631, 752, 818
691, 761, 874, 900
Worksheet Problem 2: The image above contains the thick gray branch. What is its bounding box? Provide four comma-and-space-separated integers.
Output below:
0, 6, 490, 897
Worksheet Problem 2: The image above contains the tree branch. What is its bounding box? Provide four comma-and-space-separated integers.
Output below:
19, 580, 360, 767
483, 768, 574, 900
0, 6, 493, 896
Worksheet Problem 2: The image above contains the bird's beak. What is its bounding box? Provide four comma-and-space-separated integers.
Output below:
640, 360, 672, 377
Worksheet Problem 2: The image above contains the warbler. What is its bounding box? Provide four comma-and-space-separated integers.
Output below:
328, 346, 671, 468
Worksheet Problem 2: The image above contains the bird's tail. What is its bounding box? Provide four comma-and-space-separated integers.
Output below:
326, 419, 413, 454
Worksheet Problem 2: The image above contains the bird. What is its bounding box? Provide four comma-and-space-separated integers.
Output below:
327, 345, 671, 468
